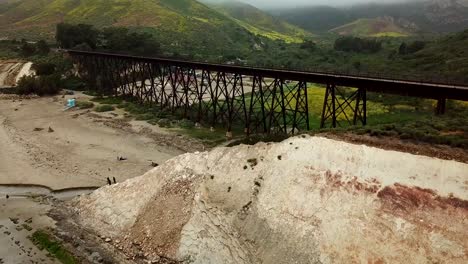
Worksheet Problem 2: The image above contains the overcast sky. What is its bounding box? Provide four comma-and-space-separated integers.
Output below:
208, 0, 422, 8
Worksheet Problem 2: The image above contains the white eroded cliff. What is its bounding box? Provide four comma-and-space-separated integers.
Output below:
74, 136, 468, 263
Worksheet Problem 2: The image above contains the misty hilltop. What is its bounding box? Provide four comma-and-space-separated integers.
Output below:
273, 0, 468, 34
200, 0, 310, 42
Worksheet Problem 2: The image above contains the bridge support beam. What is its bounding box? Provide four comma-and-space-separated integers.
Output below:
248, 78, 309, 135
320, 84, 367, 128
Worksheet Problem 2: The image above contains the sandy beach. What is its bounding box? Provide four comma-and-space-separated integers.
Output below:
0, 93, 185, 190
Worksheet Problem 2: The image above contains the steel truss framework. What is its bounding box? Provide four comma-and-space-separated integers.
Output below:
69, 51, 468, 135
320, 84, 367, 128
73, 55, 317, 135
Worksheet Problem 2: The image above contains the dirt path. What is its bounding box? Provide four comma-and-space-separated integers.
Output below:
0, 61, 24, 87
15, 62, 34, 83
0, 94, 185, 190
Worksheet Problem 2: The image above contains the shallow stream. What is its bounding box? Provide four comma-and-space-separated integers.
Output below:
0, 184, 98, 200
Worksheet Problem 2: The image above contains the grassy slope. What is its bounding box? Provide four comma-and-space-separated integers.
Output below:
275, 1, 468, 34
330, 18, 409, 37
0, 0, 262, 55
204, 0, 310, 43
399, 30, 468, 78
249, 29, 468, 83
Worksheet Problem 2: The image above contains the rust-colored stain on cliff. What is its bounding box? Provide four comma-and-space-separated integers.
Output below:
377, 183, 468, 212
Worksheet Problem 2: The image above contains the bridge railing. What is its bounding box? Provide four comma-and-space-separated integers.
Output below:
65, 50, 468, 87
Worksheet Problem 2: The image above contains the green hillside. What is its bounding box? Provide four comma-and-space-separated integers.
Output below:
392, 29, 468, 80
330, 18, 410, 37
275, 0, 468, 34
201, 0, 310, 43
0, 0, 276, 55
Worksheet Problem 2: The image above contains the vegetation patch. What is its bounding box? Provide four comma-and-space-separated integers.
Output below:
135, 113, 155, 121
62, 76, 86, 91
331, 18, 409, 38
16, 75, 61, 96
91, 96, 125, 105
75, 101, 94, 109
94, 105, 115, 112
30, 230, 78, 264
228, 134, 289, 147
176, 127, 226, 146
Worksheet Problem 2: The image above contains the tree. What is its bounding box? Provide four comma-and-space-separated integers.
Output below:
20, 42, 36, 57
353, 61, 362, 71
36, 40, 50, 55
102, 27, 160, 56
300, 40, 316, 52
32, 63, 56, 76
73, 43, 93, 51
399, 41, 425, 55
334, 36, 381, 53
399, 42, 407, 55
16, 75, 61, 96
56, 23, 99, 49
407, 41, 426, 54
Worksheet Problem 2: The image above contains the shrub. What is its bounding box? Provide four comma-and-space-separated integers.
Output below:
353, 61, 362, 71
135, 113, 154, 120
399, 41, 426, 55
76, 101, 94, 109
19, 42, 36, 57
334, 37, 382, 53
407, 41, 426, 54
300, 40, 316, 52
36, 40, 50, 55
157, 118, 171, 128
62, 76, 86, 91
91, 96, 124, 105
32, 63, 56, 76
36, 75, 61, 95
16, 76, 36, 94
94, 105, 115, 112
156, 110, 170, 118
179, 119, 195, 129
16, 75, 61, 96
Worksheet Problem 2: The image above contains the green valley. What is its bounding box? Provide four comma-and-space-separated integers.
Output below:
1, 0, 467, 84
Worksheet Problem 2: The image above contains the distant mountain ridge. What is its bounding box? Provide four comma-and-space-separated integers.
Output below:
273, 0, 468, 35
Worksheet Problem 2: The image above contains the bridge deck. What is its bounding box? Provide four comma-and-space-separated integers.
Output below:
66, 50, 468, 101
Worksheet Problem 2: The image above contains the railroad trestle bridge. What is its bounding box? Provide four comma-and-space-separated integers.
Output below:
67, 50, 468, 135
